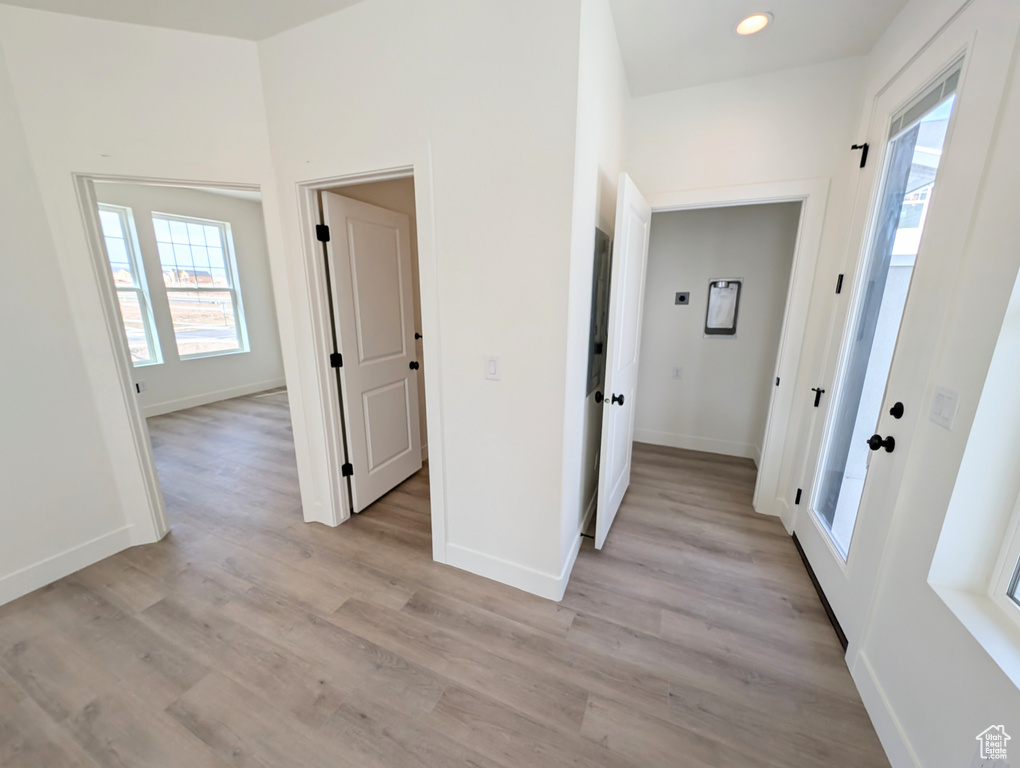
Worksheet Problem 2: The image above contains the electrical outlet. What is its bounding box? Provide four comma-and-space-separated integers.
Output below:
672, 367, 683, 380
484, 355, 501, 381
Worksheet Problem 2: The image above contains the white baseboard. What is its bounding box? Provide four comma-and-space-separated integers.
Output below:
850, 652, 921, 768
143, 378, 287, 417
446, 542, 576, 601
634, 428, 758, 461
0, 525, 133, 607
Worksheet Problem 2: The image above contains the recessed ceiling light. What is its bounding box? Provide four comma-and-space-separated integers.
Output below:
736, 12, 773, 35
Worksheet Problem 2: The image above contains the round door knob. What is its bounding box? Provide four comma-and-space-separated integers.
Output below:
595, 391, 603, 404
611, 393, 625, 406
867, 434, 895, 453
889, 402, 904, 419
409, 361, 420, 370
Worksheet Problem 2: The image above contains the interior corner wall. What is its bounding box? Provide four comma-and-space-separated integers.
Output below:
94, 183, 285, 416
258, 0, 584, 597
559, 0, 629, 579
0, 37, 128, 606
634, 203, 800, 464
0, 7, 286, 549
324, 178, 428, 457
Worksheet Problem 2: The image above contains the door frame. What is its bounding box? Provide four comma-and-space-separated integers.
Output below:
294, 164, 448, 562
72, 173, 274, 544
646, 178, 830, 522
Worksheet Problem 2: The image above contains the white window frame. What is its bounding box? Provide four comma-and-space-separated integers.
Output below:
152, 212, 250, 360
98, 204, 162, 367
991, 493, 1020, 628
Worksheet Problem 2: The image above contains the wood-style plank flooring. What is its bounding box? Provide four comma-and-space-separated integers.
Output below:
0, 390, 889, 767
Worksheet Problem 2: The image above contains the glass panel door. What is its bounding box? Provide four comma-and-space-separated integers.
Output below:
814, 88, 957, 558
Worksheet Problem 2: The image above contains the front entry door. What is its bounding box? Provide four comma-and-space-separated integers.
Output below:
795, 62, 964, 647
595, 173, 652, 549
321, 192, 422, 512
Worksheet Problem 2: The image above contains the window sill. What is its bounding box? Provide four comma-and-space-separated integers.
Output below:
179, 348, 249, 362
931, 584, 1020, 690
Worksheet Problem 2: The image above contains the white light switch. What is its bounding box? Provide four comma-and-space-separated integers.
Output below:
929, 385, 959, 430
485, 355, 501, 381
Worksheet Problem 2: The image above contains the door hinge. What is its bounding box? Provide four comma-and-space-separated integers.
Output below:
835, 274, 844, 294
795, 488, 803, 505
316, 224, 330, 242
811, 387, 826, 407
851, 143, 869, 168
330, 352, 343, 368
341, 462, 354, 477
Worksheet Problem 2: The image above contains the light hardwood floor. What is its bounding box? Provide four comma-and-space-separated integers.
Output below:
0, 390, 889, 767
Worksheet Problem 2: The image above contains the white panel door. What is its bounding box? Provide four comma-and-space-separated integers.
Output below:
595, 174, 652, 549
322, 192, 422, 512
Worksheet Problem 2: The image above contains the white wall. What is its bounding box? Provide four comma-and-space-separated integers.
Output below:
634, 203, 800, 463
558, 0, 629, 572
326, 177, 428, 457
0, 38, 129, 605
94, 183, 285, 416
258, 0, 585, 597
0, 6, 281, 579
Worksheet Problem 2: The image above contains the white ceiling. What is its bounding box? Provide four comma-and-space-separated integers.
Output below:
608, 0, 910, 97
0, 0, 366, 40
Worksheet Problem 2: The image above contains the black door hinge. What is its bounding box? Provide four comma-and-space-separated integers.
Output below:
795, 488, 803, 505
330, 352, 343, 368
835, 274, 844, 294
811, 387, 826, 407
316, 224, 330, 242
851, 143, 869, 168
341, 462, 354, 477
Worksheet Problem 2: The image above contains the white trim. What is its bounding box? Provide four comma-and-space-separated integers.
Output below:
0, 526, 134, 607
634, 429, 759, 464
850, 652, 922, 768
647, 178, 830, 518
143, 378, 287, 417
447, 541, 579, 602
293, 155, 448, 564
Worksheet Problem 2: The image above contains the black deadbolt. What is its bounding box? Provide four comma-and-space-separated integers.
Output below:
595, 391, 603, 404
867, 434, 895, 453
889, 402, 904, 419
611, 393, 625, 406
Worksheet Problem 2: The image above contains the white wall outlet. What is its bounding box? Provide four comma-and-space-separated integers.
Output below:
672, 367, 683, 380
484, 355, 501, 381
929, 385, 959, 430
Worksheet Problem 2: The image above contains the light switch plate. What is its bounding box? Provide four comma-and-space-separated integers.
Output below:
929, 385, 959, 430
484, 355, 501, 381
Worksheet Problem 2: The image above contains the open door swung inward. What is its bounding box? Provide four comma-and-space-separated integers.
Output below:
595, 173, 652, 549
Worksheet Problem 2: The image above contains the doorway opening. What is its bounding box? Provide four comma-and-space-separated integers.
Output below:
316, 175, 431, 542
84, 178, 298, 538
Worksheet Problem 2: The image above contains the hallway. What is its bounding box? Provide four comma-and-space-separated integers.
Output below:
0, 394, 885, 768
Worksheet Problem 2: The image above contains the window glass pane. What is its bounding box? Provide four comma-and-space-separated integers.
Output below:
152, 217, 171, 242
204, 225, 222, 248
187, 222, 207, 246
117, 291, 154, 363
211, 267, 229, 287
167, 290, 240, 357
1010, 559, 1020, 608
98, 209, 123, 238
105, 237, 134, 283
169, 219, 190, 244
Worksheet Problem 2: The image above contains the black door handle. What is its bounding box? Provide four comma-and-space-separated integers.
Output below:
415, 332, 422, 340
409, 361, 419, 370
867, 434, 895, 453
889, 402, 904, 419
595, 391, 603, 404
811, 387, 826, 407
611, 393, 625, 406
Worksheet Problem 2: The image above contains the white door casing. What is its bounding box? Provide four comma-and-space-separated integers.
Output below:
321, 192, 422, 512
595, 173, 652, 549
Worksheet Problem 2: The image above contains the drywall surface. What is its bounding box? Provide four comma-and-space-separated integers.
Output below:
327, 177, 428, 457
94, 183, 285, 415
259, 0, 584, 595
0, 39, 128, 605
0, 6, 283, 545
635, 203, 800, 463
559, 0, 629, 575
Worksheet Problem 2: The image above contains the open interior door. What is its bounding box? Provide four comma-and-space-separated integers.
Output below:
321, 192, 422, 512
595, 173, 652, 549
